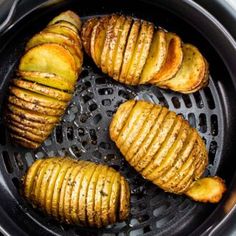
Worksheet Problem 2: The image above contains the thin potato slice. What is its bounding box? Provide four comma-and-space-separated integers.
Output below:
119, 176, 130, 221
113, 17, 132, 81
108, 172, 121, 224
5, 112, 54, 131
94, 165, 108, 228
109, 100, 136, 141
185, 177, 226, 203
9, 86, 67, 110
148, 118, 188, 181
140, 30, 167, 84
107, 15, 126, 77
142, 115, 183, 179
86, 164, 103, 227
48, 10, 82, 30
136, 111, 176, 172
8, 95, 64, 116
23, 159, 44, 199
8, 104, 60, 124
19, 43, 77, 83
10, 133, 40, 149
26, 32, 82, 71
150, 32, 183, 83
12, 79, 72, 102
126, 105, 161, 162
18, 71, 75, 92
100, 15, 119, 74
81, 17, 99, 55
130, 107, 168, 169
158, 44, 206, 92
119, 20, 141, 83
90, 16, 110, 66
77, 163, 97, 225
52, 20, 78, 33
64, 161, 88, 224
120, 102, 153, 155
116, 101, 147, 154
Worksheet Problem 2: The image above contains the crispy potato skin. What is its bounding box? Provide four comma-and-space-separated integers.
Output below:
5, 11, 83, 149
23, 157, 130, 227
82, 15, 209, 93
110, 100, 226, 203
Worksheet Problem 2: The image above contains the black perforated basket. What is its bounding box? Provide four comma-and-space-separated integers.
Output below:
0, 0, 236, 235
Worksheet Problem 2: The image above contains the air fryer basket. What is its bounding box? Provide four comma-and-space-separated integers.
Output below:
0, 0, 236, 235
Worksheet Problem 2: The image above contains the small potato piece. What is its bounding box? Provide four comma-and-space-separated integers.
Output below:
140, 30, 167, 84
12, 79, 72, 102
119, 176, 130, 221
19, 43, 77, 83
18, 71, 75, 92
10, 133, 40, 148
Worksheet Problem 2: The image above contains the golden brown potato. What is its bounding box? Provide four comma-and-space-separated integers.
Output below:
5, 11, 83, 149
23, 157, 130, 227
82, 15, 209, 93
110, 100, 226, 203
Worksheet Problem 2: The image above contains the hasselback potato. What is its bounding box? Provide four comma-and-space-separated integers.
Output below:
110, 100, 226, 203
81, 14, 209, 94
5, 11, 83, 149
23, 157, 130, 227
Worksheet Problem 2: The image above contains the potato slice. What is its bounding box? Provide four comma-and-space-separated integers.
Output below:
64, 161, 88, 224
185, 177, 226, 203
116, 101, 148, 154
106, 15, 126, 77
48, 10, 82, 30
19, 43, 77, 83
23, 159, 44, 198
12, 79, 72, 102
77, 163, 97, 225
150, 32, 183, 83
90, 16, 110, 67
148, 118, 188, 181
8, 95, 64, 116
130, 106, 168, 169
100, 167, 116, 226
109, 100, 136, 141
135, 110, 175, 172
120, 102, 153, 155
86, 164, 104, 227
100, 15, 119, 74
51, 21, 78, 33
113, 17, 132, 81
10, 133, 40, 148
140, 30, 167, 84
108, 172, 121, 224
26, 32, 82, 71
8, 104, 60, 124
142, 114, 183, 179
126, 105, 161, 162
119, 176, 130, 221
119, 20, 141, 83
158, 44, 206, 93
18, 71, 75, 92
9, 86, 67, 110
94, 165, 108, 228
5, 112, 54, 131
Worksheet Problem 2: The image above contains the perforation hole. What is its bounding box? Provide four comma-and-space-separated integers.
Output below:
188, 113, 196, 128
69, 145, 83, 158
0, 124, 6, 145
106, 110, 114, 117
80, 113, 90, 123
95, 77, 106, 85
14, 152, 24, 170
182, 94, 192, 108
92, 114, 102, 125
156, 215, 174, 228
2, 151, 13, 173
211, 115, 218, 136
78, 128, 85, 136
158, 96, 169, 108
89, 129, 97, 144
55, 125, 63, 144
171, 97, 180, 108
92, 150, 102, 159
209, 141, 217, 164
67, 127, 73, 141
82, 92, 93, 103
98, 88, 114, 95
99, 142, 111, 150
102, 99, 112, 106
103, 154, 117, 162
118, 89, 134, 100
89, 103, 98, 112
203, 87, 215, 109
199, 113, 207, 133
193, 91, 204, 108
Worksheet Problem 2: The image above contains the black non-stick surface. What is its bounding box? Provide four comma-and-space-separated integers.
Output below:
0, 0, 235, 236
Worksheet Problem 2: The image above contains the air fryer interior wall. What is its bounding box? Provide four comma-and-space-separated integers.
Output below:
0, 0, 236, 236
